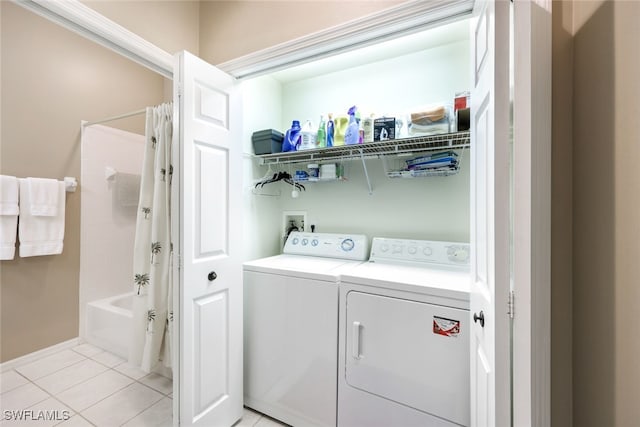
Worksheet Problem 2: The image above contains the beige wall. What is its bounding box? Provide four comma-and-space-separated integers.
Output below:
0, 3, 174, 362
83, 0, 200, 55
199, 0, 402, 65
551, 1, 573, 426
0, 1, 395, 363
573, 1, 640, 426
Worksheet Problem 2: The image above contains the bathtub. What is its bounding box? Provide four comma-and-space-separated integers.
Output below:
86, 292, 134, 359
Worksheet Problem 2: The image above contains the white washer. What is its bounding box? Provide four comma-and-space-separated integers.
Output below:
243, 232, 368, 427
338, 238, 471, 427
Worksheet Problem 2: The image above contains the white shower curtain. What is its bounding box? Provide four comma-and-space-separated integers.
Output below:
130, 102, 173, 373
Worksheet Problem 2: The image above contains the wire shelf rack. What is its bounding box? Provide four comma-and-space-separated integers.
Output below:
255, 131, 471, 166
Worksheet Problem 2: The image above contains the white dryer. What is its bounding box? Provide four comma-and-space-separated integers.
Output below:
243, 232, 368, 427
338, 238, 471, 427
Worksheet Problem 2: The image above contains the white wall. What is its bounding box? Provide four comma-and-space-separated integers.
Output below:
243, 38, 471, 259
280, 39, 470, 130
79, 124, 145, 339
241, 77, 285, 261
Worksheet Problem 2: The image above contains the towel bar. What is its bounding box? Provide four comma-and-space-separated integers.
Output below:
64, 177, 77, 193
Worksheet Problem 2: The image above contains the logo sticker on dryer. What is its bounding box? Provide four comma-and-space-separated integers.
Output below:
433, 316, 460, 337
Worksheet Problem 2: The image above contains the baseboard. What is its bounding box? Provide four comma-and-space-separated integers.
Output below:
0, 337, 80, 372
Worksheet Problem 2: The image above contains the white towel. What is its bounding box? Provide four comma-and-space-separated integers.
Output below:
27, 177, 60, 216
19, 179, 66, 257
0, 175, 19, 260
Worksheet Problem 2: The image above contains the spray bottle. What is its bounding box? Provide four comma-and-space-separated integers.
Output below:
316, 115, 326, 148
344, 106, 360, 145
326, 113, 335, 147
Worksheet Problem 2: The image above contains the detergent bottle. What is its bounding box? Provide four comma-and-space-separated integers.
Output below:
326, 113, 335, 147
344, 106, 360, 145
333, 115, 348, 146
299, 119, 316, 150
316, 115, 327, 148
363, 113, 375, 143
283, 120, 301, 152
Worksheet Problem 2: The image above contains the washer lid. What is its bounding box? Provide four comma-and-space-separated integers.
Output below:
340, 262, 471, 302
243, 254, 362, 281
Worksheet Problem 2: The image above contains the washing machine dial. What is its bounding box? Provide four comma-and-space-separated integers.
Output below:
311, 239, 319, 247
292, 237, 299, 245
302, 238, 309, 246
423, 246, 433, 256
380, 244, 390, 252
341, 238, 355, 252
408, 246, 417, 255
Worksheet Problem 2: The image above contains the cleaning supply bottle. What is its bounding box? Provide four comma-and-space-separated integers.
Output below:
344, 106, 360, 145
326, 113, 335, 147
333, 115, 348, 146
283, 120, 301, 152
316, 115, 326, 148
299, 119, 316, 150
363, 113, 374, 143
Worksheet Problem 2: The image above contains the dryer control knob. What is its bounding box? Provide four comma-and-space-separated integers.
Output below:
423, 246, 433, 256
311, 239, 319, 247
341, 238, 355, 252
302, 238, 309, 246
452, 247, 469, 262
448, 246, 469, 263
292, 238, 299, 245
380, 244, 390, 252
408, 246, 417, 255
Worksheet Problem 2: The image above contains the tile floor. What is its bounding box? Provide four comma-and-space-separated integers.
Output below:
0, 343, 285, 427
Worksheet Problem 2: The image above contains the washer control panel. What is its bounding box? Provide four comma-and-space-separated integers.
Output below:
369, 237, 470, 268
284, 232, 368, 261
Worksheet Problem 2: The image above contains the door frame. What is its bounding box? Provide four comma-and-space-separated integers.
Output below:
12, 0, 551, 424
513, 1, 552, 425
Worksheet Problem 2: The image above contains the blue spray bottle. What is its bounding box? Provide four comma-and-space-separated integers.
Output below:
344, 106, 360, 145
326, 113, 335, 147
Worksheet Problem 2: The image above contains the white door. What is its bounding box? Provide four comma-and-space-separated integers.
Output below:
173, 51, 243, 427
469, 0, 511, 426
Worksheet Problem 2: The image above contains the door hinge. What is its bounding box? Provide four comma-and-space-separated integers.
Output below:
176, 83, 183, 98
507, 290, 515, 319
175, 254, 183, 271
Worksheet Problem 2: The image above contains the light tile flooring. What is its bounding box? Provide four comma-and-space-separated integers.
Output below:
0, 343, 285, 427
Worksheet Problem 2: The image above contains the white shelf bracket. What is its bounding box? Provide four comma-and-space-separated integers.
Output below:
359, 149, 373, 196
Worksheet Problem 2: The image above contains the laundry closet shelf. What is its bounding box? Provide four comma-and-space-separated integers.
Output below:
255, 131, 470, 166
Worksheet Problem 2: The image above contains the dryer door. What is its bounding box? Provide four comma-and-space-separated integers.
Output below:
345, 291, 470, 426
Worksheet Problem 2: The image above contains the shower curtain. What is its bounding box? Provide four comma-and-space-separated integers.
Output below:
130, 102, 173, 373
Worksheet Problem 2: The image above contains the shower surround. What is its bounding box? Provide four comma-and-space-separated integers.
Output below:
79, 124, 144, 346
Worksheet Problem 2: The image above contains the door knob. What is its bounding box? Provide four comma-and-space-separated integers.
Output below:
473, 310, 485, 327
208, 271, 217, 281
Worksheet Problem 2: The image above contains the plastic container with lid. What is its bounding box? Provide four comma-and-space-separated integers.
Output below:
251, 129, 284, 154
308, 163, 319, 181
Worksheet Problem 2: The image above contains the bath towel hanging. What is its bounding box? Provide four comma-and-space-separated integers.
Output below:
18, 178, 66, 257
0, 175, 19, 260
27, 177, 61, 216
